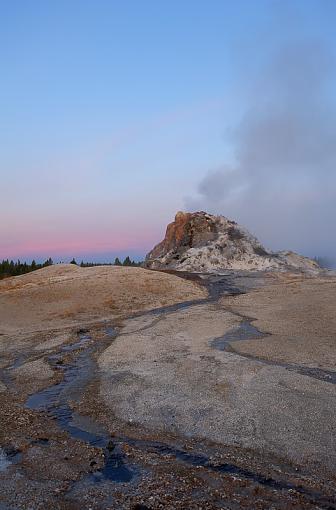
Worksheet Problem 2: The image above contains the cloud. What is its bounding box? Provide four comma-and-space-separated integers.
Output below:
186, 40, 336, 261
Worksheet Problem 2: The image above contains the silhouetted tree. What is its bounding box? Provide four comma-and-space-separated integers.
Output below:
123, 256, 132, 266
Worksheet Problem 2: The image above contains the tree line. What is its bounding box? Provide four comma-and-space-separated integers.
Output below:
77, 256, 141, 267
0, 256, 142, 279
0, 258, 53, 278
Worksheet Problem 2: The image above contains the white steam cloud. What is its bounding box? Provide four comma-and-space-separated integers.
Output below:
186, 41, 336, 263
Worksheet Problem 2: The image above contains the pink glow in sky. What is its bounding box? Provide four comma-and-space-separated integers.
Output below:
2, 2, 335, 262
0, 220, 164, 261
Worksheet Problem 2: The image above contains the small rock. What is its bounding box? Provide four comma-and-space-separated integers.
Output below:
107, 440, 115, 452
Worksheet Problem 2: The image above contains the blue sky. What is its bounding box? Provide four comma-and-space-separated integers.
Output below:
1, 1, 335, 261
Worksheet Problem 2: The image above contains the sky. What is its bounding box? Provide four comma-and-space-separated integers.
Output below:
1, 0, 335, 263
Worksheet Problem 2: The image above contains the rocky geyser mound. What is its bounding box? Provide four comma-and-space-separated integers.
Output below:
145, 211, 319, 272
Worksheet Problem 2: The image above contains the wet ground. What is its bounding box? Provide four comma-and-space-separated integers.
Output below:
0, 269, 335, 509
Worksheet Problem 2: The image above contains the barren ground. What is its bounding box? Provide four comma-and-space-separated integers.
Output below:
0, 264, 335, 509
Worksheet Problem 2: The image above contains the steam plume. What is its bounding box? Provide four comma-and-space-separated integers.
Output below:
186, 41, 336, 262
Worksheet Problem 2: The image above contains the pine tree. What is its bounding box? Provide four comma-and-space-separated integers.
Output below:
123, 256, 132, 266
